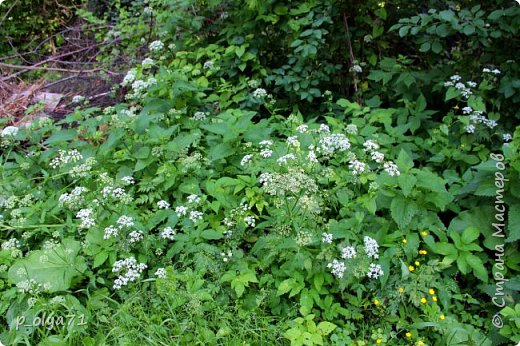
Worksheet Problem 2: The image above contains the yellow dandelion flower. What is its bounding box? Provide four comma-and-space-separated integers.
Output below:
374, 299, 380, 306
429, 288, 435, 295
399, 287, 405, 293
419, 250, 428, 255
402, 239, 407, 244
405, 332, 412, 338
420, 297, 427, 304
421, 231, 428, 236
432, 296, 438, 302
408, 265, 415, 272
440, 314, 445, 320
376, 339, 382, 344
415, 261, 420, 266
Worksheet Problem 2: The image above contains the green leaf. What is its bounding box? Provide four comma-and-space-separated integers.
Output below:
390, 196, 418, 228
414, 169, 447, 193
299, 289, 313, 316
445, 87, 460, 101
277, 278, 295, 296
208, 143, 234, 161
317, 321, 337, 336
461, 227, 480, 244
396, 149, 414, 172
465, 254, 488, 282
507, 204, 520, 243
398, 26, 410, 37
431, 41, 442, 54
398, 174, 416, 197
419, 42, 430, 52
8, 239, 86, 292
201, 229, 223, 240
44, 129, 77, 144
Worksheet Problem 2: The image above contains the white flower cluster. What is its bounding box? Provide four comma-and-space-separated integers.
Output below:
503, 133, 512, 142
149, 40, 164, 52
276, 153, 297, 166
155, 267, 167, 278
50, 149, 83, 169
72, 95, 85, 103
16, 279, 43, 294
69, 157, 96, 178
157, 200, 170, 209
367, 263, 384, 279
141, 58, 154, 69
241, 154, 253, 166
327, 259, 346, 278
243, 215, 256, 227
259, 140, 273, 158
121, 176, 135, 185
462, 108, 498, 133
444, 74, 474, 98
252, 88, 267, 99
76, 208, 95, 229
317, 134, 351, 156
341, 246, 357, 259
482, 68, 501, 75
287, 136, 300, 148
383, 161, 400, 176
128, 230, 144, 244
59, 187, 88, 209
161, 226, 176, 240
192, 111, 207, 120
112, 257, 147, 290
363, 236, 379, 259
220, 251, 233, 262
259, 169, 318, 197
176, 195, 204, 223
1, 126, 19, 137
102, 186, 132, 204
322, 232, 333, 244
203, 61, 214, 69
349, 160, 367, 175
2, 238, 20, 251
122, 69, 137, 86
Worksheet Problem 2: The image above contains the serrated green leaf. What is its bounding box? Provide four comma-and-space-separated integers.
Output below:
390, 196, 418, 228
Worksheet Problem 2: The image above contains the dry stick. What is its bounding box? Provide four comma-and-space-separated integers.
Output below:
0, 40, 118, 81
342, 13, 358, 94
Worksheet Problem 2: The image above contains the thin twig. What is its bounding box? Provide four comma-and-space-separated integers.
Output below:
0, 0, 19, 28
343, 13, 358, 94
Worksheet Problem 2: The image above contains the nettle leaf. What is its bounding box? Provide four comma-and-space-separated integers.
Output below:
507, 204, 520, 243
390, 196, 418, 228
396, 149, 414, 173
414, 169, 447, 193
465, 254, 488, 282
398, 174, 416, 196
461, 227, 480, 244
8, 239, 86, 292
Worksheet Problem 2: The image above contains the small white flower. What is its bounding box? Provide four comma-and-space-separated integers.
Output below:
503, 133, 512, 142
175, 205, 188, 216
351, 65, 363, 73
155, 267, 167, 279
383, 161, 400, 176
276, 153, 297, 165
252, 88, 267, 98
187, 194, 201, 204
128, 231, 144, 244
241, 154, 253, 166
364, 236, 379, 259
450, 74, 462, 81
296, 124, 309, 133
462, 106, 473, 114
259, 140, 273, 147
444, 81, 454, 87
157, 200, 170, 209
149, 40, 164, 52
327, 259, 346, 278
104, 225, 119, 240
322, 232, 333, 244
244, 216, 256, 227
466, 124, 476, 133
466, 81, 477, 88
492, 69, 501, 75
349, 160, 367, 175
121, 176, 135, 185
371, 151, 385, 163
286, 136, 300, 147
192, 111, 207, 120
203, 61, 214, 69
260, 149, 273, 158
363, 140, 379, 152
367, 263, 384, 279
482, 68, 491, 73
341, 246, 357, 259
346, 124, 358, 135
189, 210, 203, 222
72, 95, 85, 103
117, 215, 134, 228
1, 126, 19, 137
161, 226, 176, 240
141, 58, 154, 69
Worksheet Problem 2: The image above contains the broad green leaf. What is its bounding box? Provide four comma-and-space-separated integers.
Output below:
461, 227, 480, 244
390, 196, 418, 228
8, 239, 86, 292
317, 321, 337, 335
507, 204, 520, 243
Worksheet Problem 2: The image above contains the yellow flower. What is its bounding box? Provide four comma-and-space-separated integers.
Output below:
419, 250, 428, 255
376, 339, 382, 344
402, 239, 407, 244
429, 288, 435, 295
418, 341, 424, 346
432, 296, 438, 302
405, 332, 412, 338
399, 287, 405, 293
408, 265, 415, 272
374, 299, 380, 306
440, 314, 445, 320
415, 261, 420, 266
421, 231, 428, 236
420, 297, 427, 304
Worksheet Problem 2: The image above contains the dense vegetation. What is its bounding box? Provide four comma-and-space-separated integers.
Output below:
0, 0, 519, 345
